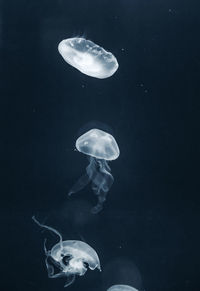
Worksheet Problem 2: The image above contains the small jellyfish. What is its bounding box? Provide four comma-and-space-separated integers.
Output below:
68, 128, 120, 214
58, 37, 119, 79
107, 285, 138, 291
32, 216, 101, 288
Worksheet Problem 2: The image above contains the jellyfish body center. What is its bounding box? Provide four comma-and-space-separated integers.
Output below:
58, 38, 119, 79
73, 53, 102, 74
67, 258, 87, 276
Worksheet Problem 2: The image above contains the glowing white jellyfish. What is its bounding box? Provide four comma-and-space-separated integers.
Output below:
107, 285, 138, 291
58, 37, 119, 79
32, 216, 101, 288
68, 128, 120, 214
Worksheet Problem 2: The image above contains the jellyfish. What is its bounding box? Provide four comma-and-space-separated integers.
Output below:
68, 128, 120, 214
32, 216, 101, 288
102, 258, 144, 291
107, 285, 138, 291
58, 37, 119, 78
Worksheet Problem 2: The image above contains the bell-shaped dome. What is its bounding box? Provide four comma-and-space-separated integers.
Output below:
76, 128, 120, 161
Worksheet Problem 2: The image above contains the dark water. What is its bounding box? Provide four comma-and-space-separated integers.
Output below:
1, 0, 200, 291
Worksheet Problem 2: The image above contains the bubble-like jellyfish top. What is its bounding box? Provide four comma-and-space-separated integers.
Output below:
58, 38, 119, 79
107, 285, 138, 291
76, 129, 120, 161
51, 240, 101, 271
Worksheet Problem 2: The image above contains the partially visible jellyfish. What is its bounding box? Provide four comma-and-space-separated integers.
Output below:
68, 128, 120, 214
32, 216, 101, 288
58, 37, 119, 78
107, 285, 139, 291
102, 258, 144, 291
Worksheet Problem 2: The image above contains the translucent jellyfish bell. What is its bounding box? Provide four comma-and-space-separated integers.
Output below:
58, 38, 119, 79
32, 216, 101, 288
107, 286, 139, 291
68, 128, 120, 214
107, 285, 139, 291
76, 129, 119, 161
103, 258, 144, 291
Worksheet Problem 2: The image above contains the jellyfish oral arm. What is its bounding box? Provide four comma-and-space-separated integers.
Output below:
46, 264, 70, 282
68, 173, 91, 196
68, 156, 114, 214
68, 258, 87, 276
64, 274, 75, 288
45, 259, 64, 279
44, 244, 63, 278
45, 257, 55, 277
88, 159, 114, 213
44, 248, 76, 287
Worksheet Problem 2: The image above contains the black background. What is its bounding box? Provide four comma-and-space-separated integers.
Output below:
1, 0, 200, 290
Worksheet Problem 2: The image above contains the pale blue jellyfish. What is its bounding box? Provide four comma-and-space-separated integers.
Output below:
107, 286, 139, 291
32, 216, 101, 288
58, 38, 119, 78
102, 257, 144, 291
68, 128, 120, 214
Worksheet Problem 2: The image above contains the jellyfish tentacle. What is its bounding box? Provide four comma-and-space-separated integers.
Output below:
64, 274, 76, 288
44, 240, 62, 268
91, 171, 104, 194
45, 256, 55, 277
45, 252, 63, 277
47, 268, 67, 279
91, 182, 101, 195
32, 216, 63, 250
49, 273, 65, 279
68, 157, 96, 195
91, 203, 103, 214
91, 187, 107, 214
99, 160, 113, 180
68, 173, 91, 195
91, 160, 114, 194
44, 238, 51, 256
99, 160, 114, 191
85, 156, 97, 180
90, 160, 114, 214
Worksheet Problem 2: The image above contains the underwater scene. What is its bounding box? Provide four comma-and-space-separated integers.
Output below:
1, 0, 199, 291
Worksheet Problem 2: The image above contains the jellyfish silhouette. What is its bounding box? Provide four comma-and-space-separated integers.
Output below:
102, 258, 144, 291
58, 37, 119, 78
107, 285, 139, 291
32, 216, 101, 288
68, 128, 120, 214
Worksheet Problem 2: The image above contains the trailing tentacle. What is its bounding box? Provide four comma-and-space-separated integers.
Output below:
32, 216, 63, 250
